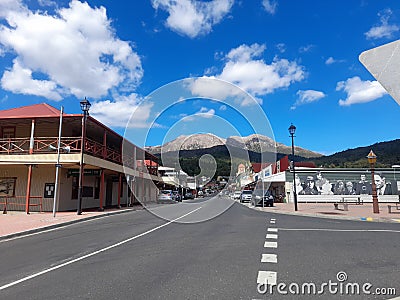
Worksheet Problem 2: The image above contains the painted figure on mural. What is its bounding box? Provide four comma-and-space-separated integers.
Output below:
299, 176, 318, 195
355, 174, 372, 195
344, 181, 357, 195
374, 173, 394, 195
314, 171, 333, 195
334, 180, 346, 195
293, 173, 303, 195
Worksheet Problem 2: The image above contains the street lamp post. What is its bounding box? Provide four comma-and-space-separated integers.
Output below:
77, 98, 91, 215
289, 123, 298, 211
367, 150, 379, 214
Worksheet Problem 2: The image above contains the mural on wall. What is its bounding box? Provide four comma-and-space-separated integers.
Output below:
0, 177, 16, 197
294, 171, 398, 195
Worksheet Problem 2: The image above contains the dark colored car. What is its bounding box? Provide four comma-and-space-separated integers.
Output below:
172, 191, 182, 202
252, 189, 274, 207
184, 192, 195, 199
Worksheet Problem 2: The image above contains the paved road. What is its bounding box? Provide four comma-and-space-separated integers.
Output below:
0, 196, 399, 299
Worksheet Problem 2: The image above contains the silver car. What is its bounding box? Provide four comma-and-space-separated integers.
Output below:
157, 190, 175, 203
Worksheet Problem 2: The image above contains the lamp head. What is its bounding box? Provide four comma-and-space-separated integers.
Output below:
80, 97, 91, 114
288, 123, 296, 136
367, 150, 377, 165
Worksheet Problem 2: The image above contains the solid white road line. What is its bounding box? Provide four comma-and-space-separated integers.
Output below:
257, 271, 277, 285
278, 228, 400, 233
261, 254, 277, 263
0, 206, 202, 291
265, 234, 278, 239
264, 241, 278, 248
267, 228, 278, 232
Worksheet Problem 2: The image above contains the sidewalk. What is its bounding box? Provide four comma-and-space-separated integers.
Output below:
251, 202, 400, 223
1, 201, 399, 240
0, 205, 145, 240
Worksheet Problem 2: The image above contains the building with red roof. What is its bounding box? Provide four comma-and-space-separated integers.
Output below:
0, 103, 160, 213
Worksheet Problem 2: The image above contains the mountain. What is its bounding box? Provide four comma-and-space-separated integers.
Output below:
146, 133, 322, 158
145, 133, 225, 154
148, 135, 400, 177
226, 134, 321, 158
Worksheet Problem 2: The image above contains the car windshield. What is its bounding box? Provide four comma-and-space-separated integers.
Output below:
160, 190, 171, 195
242, 190, 252, 194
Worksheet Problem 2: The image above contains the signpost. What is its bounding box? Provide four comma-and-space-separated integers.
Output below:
359, 39, 400, 105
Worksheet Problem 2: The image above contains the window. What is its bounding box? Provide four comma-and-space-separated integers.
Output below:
0, 177, 16, 197
44, 183, 55, 198
94, 177, 100, 199
72, 176, 78, 200
2, 127, 15, 139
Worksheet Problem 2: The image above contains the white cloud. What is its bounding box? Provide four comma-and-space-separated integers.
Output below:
218, 43, 305, 98
325, 56, 345, 65
188, 76, 243, 100
189, 43, 305, 106
151, 0, 233, 38
336, 76, 387, 106
276, 43, 286, 53
182, 106, 216, 122
198, 106, 215, 117
299, 44, 314, 53
1, 59, 62, 100
37, 0, 57, 7
291, 89, 325, 109
90, 94, 154, 128
0, 0, 143, 100
262, 0, 277, 15
365, 9, 399, 40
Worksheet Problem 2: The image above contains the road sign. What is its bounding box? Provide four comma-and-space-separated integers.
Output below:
359, 39, 400, 106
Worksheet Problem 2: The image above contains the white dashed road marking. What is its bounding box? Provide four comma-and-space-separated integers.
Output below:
257, 271, 277, 285
267, 228, 278, 232
264, 241, 277, 248
270, 220, 276, 224
261, 253, 277, 263
266, 234, 278, 239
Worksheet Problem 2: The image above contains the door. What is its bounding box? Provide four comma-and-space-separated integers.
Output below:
105, 179, 113, 207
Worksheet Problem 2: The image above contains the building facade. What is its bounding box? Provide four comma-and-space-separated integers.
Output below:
0, 103, 160, 213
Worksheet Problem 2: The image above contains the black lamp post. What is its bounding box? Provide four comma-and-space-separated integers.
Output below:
77, 98, 91, 215
289, 123, 298, 211
367, 150, 379, 214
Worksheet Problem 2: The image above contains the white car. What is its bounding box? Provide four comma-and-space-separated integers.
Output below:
240, 190, 253, 203
233, 191, 242, 200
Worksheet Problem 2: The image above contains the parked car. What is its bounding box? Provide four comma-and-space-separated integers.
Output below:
172, 191, 182, 202
184, 192, 195, 199
197, 190, 204, 197
233, 191, 242, 200
240, 190, 253, 203
157, 190, 175, 203
251, 189, 274, 207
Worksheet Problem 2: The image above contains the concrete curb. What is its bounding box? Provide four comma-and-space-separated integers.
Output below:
237, 202, 400, 224
0, 206, 145, 241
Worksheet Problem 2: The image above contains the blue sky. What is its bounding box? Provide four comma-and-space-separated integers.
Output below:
1, 0, 400, 155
